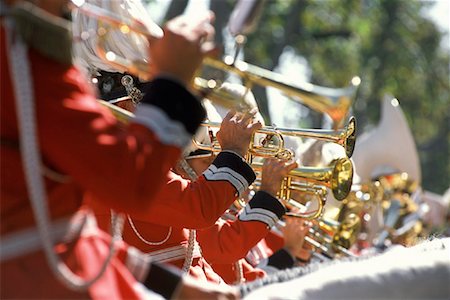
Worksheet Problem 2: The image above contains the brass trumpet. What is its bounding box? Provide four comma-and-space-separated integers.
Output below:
252, 157, 354, 202
197, 116, 356, 159
306, 217, 359, 258
236, 183, 328, 220
199, 57, 361, 129
75, 2, 360, 129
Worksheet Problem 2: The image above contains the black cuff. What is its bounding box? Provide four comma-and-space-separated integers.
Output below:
238, 191, 286, 227
202, 151, 256, 197
212, 151, 256, 185
249, 191, 286, 219
267, 248, 296, 270
141, 78, 205, 135
143, 262, 182, 299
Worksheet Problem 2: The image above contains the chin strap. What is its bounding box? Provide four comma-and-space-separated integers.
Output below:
6, 17, 122, 291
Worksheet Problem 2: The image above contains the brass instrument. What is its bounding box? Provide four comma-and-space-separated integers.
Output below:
334, 181, 383, 248
269, 157, 353, 201
97, 100, 133, 123
75, 2, 360, 129
306, 217, 359, 259
199, 58, 361, 129
332, 212, 362, 250
374, 172, 425, 247
197, 116, 356, 159
250, 157, 353, 221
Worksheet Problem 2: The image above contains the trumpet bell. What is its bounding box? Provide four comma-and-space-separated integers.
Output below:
331, 157, 354, 201
288, 157, 353, 201
202, 57, 360, 129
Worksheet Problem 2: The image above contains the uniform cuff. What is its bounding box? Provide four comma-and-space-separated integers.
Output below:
139, 77, 206, 135
202, 151, 256, 196
238, 191, 286, 227
143, 262, 182, 299
267, 248, 296, 270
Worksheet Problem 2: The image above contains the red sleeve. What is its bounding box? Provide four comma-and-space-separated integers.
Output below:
130, 152, 256, 228
198, 218, 270, 264
198, 191, 286, 263
26, 50, 202, 216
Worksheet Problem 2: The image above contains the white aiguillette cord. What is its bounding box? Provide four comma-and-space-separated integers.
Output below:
5, 17, 123, 291
123, 133, 200, 272
178, 159, 199, 274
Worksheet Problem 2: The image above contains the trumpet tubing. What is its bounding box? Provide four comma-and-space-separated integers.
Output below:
197, 117, 356, 159
201, 57, 360, 129
98, 100, 133, 123
75, 2, 360, 128
253, 157, 353, 201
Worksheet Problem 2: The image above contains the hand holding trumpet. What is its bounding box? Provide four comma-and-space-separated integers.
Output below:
216, 109, 263, 157
260, 158, 298, 196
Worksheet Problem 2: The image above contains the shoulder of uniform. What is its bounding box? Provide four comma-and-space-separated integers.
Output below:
11, 1, 72, 65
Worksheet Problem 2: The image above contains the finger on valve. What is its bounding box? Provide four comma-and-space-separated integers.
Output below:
216, 110, 260, 157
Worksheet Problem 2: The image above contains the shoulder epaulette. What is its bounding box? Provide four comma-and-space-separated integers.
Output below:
11, 2, 72, 65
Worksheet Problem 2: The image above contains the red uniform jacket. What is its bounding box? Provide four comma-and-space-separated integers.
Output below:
246, 230, 297, 275
198, 191, 287, 284
91, 151, 257, 283
0, 3, 206, 298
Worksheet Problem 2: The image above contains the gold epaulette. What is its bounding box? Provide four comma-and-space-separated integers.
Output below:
11, 1, 72, 65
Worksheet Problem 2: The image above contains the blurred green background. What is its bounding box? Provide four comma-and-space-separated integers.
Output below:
145, 0, 449, 195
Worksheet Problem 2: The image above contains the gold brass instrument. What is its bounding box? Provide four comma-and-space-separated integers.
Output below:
75, 2, 360, 128
282, 157, 354, 202
199, 57, 361, 129
249, 157, 353, 221
306, 217, 359, 259
375, 172, 424, 247
98, 100, 133, 123
332, 212, 362, 250
197, 116, 356, 159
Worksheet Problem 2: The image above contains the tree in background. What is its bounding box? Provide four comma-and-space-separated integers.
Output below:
149, 0, 449, 194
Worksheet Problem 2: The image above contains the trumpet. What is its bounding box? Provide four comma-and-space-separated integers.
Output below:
306, 217, 359, 258
252, 157, 354, 202
75, 2, 360, 129
236, 183, 328, 220
197, 116, 356, 159
199, 58, 361, 129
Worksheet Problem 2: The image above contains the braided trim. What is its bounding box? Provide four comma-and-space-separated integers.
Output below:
6, 18, 123, 291
128, 215, 172, 246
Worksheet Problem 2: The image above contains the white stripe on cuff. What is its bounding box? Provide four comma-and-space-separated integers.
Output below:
203, 165, 249, 196
133, 104, 191, 148
238, 205, 280, 227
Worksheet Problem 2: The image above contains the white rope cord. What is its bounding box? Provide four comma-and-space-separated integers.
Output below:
178, 159, 200, 274
181, 229, 197, 274
6, 19, 123, 291
234, 261, 245, 284
128, 215, 172, 246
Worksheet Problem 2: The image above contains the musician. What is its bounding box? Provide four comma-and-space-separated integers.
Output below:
198, 172, 310, 284
88, 108, 261, 283
168, 101, 308, 284
72, 0, 308, 286
0, 0, 238, 299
